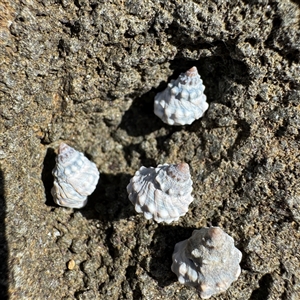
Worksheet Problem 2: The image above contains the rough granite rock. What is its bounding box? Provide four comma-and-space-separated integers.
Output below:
0, 0, 299, 299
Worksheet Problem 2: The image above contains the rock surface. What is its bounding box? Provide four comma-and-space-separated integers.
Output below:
0, 0, 299, 299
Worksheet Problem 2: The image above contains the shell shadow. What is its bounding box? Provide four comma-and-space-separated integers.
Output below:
122, 142, 160, 170
119, 87, 166, 137
41, 147, 59, 207
249, 273, 273, 300
80, 172, 135, 222
146, 224, 195, 288
0, 169, 8, 299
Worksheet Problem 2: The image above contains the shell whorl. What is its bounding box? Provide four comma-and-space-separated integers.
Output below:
51, 143, 100, 209
171, 227, 242, 299
126, 163, 193, 223
154, 66, 209, 125
57, 142, 76, 164
180, 66, 200, 85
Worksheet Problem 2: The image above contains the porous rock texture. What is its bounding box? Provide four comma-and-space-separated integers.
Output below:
0, 0, 299, 299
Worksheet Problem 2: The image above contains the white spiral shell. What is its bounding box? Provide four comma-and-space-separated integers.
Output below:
171, 227, 242, 299
154, 66, 209, 125
51, 143, 100, 208
126, 163, 193, 223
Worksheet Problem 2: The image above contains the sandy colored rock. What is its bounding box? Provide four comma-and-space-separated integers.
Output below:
0, 0, 299, 299
67, 259, 76, 270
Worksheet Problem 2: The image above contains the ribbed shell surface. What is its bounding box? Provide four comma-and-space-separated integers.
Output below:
171, 227, 242, 299
127, 163, 193, 223
51, 143, 100, 208
154, 66, 209, 125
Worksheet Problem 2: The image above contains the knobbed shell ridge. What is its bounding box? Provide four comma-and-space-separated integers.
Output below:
51, 143, 100, 208
126, 163, 193, 224
171, 227, 242, 299
154, 66, 209, 125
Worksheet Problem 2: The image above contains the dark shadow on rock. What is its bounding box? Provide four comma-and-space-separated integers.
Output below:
119, 87, 166, 137
125, 265, 143, 299
147, 224, 195, 288
233, 156, 267, 198
227, 119, 251, 159
165, 16, 220, 49
264, 16, 299, 65
249, 273, 272, 300
41, 147, 59, 208
166, 33, 252, 92
80, 172, 134, 222
122, 143, 158, 169
290, 0, 300, 7
0, 169, 8, 299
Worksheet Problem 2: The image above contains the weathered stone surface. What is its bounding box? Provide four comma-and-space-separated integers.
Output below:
1, 0, 299, 299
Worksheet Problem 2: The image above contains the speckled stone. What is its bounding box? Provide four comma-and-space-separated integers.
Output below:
1, 0, 300, 299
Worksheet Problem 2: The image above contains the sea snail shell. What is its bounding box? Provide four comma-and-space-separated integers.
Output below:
126, 163, 193, 224
171, 227, 242, 299
154, 66, 209, 125
51, 143, 100, 208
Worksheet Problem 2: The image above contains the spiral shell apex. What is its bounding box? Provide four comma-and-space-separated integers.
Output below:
126, 163, 193, 223
154, 66, 208, 125
171, 227, 242, 299
51, 143, 100, 208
